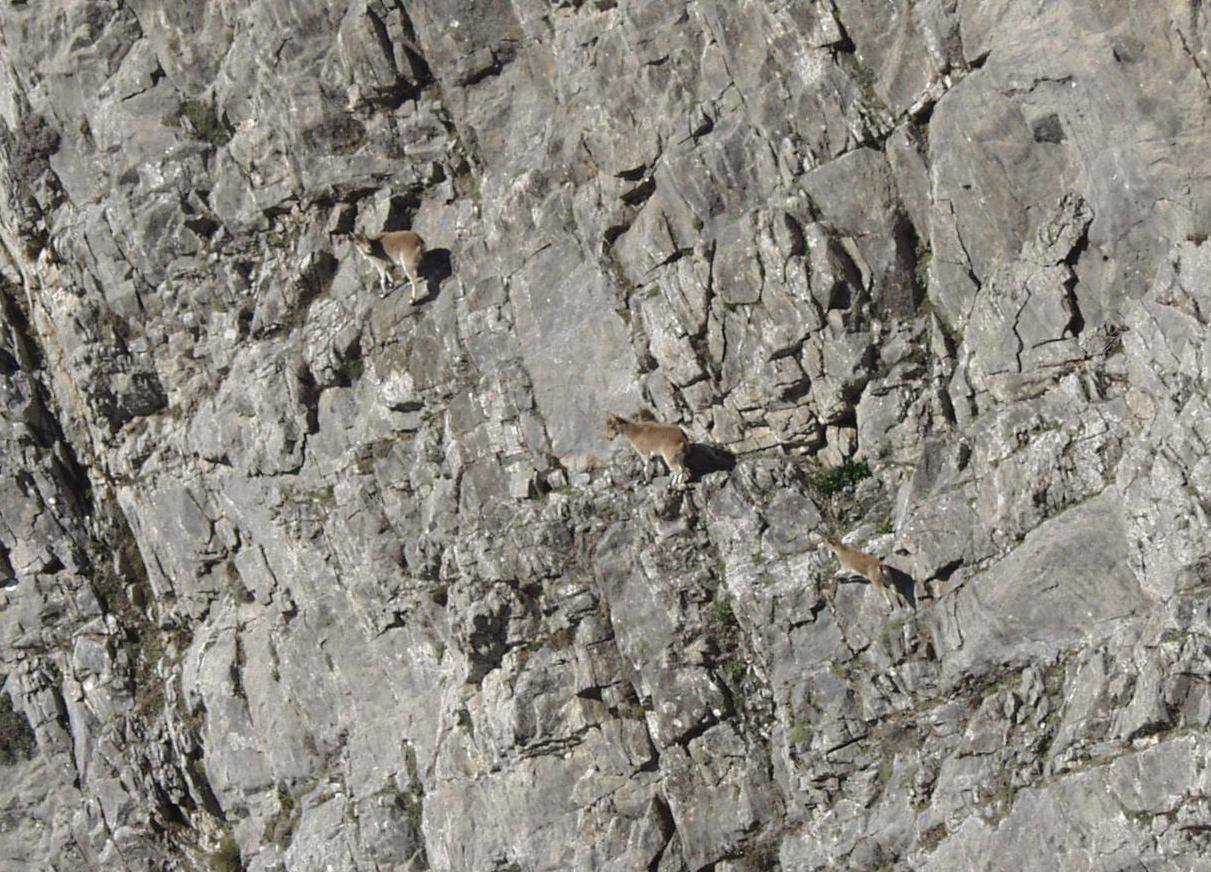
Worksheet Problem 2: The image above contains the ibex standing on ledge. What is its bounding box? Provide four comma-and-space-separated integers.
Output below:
605, 413, 690, 488
825, 535, 904, 611
351, 230, 426, 301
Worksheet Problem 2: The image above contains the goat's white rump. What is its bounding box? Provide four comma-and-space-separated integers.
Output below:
352, 230, 426, 301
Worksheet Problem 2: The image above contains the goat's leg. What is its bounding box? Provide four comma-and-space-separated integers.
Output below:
667, 459, 684, 489
404, 264, 424, 302
661, 451, 679, 488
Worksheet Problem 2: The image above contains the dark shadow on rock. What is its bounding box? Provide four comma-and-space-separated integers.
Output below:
885, 566, 918, 610
834, 568, 918, 612
686, 442, 737, 478
419, 248, 453, 302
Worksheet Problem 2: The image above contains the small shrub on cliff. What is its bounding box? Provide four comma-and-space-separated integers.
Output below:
808, 460, 872, 496
707, 597, 737, 630
210, 834, 241, 872
177, 100, 231, 146
914, 240, 932, 293
0, 687, 36, 765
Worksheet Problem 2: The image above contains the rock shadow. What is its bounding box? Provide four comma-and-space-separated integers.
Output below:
685, 442, 737, 479
884, 565, 918, 610
418, 248, 453, 303
834, 567, 918, 611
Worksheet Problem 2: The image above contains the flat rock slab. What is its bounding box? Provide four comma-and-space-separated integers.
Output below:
933, 488, 1149, 681
921, 734, 1211, 872
509, 238, 641, 464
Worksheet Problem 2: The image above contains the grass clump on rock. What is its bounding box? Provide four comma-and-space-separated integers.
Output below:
808, 460, 872, 496
178, 100, 231, 146
210, 834, 242, 872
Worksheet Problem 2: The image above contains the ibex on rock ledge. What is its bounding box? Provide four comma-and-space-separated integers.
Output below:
825, 535, 905, 611
351, 230, 426, 301
605, 413, 690, 488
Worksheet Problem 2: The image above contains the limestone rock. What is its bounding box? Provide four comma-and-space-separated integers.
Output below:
1, 0, 1211, 869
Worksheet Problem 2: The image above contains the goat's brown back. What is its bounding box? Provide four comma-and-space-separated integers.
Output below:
378, 230, 425, 268
622, 420, 687, 456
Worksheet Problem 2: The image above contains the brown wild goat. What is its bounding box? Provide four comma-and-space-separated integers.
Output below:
825, 535, 904, 610
351, 230, 426, 301
605, 413, 690, 487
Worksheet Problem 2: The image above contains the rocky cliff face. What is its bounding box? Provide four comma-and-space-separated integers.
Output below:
2, 1, 1210, 870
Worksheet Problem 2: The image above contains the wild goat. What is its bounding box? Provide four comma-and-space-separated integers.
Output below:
604, 413, 690, 487
825, 535, 904, 610
351, 230, 426, 301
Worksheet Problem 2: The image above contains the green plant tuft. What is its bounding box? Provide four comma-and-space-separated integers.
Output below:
788, 719, 814, 747
914, 239, 932, 293
178, 100, 231, 147
210, 834, 242, 872
808, 460, 872, 496
707, 598, 737, 629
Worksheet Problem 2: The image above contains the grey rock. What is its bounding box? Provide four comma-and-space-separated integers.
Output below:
951, 195, 1091, 410
2, 0, 1211, 869
933, 489, 1148, 683
1119, 239, 1211, 599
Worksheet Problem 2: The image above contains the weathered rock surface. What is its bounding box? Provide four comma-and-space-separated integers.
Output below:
1, 1, 1211, 870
